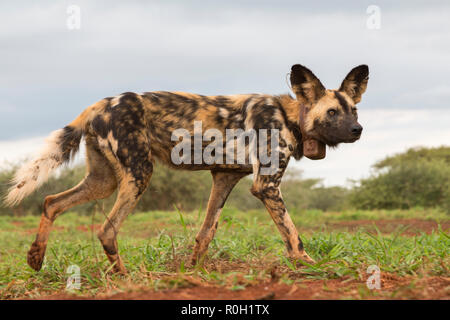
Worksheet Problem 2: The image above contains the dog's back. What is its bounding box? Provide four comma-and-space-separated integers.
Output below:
88, 91, 300, 171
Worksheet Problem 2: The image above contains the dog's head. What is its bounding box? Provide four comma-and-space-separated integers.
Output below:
290, 64, 369, 147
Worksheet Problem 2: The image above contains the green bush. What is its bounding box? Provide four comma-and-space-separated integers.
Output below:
350, 147, 450, 211
308, 186, 350, 211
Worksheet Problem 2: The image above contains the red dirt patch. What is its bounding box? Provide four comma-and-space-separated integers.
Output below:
37, 275, 450, 300
23, 225, 65, 235
325, 219, 449, 236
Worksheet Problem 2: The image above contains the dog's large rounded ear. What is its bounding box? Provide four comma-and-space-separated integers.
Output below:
339, 65, 369, 104
290, 64, 326, 105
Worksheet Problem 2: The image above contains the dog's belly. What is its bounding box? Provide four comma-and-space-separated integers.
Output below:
164, 162, 254, 173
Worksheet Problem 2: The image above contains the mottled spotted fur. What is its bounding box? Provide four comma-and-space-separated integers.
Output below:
6, 64, 369, 273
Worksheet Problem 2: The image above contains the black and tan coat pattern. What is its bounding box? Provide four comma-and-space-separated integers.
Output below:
5, 64, 369, 273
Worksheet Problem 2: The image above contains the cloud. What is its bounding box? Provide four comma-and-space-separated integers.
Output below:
395, 85, 450, 109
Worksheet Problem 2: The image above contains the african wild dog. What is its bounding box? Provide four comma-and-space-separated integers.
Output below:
5, 64, 369, 274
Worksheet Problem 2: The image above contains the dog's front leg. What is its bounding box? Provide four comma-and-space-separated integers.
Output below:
251, 169, 315, 265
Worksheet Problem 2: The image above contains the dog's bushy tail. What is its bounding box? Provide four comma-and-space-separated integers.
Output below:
4, 126, 82, 206
4, 99, 108, 207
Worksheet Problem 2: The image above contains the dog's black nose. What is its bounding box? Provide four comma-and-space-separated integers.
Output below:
351, 125, 363, 135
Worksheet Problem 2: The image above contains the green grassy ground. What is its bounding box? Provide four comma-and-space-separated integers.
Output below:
0, 207, 448, 299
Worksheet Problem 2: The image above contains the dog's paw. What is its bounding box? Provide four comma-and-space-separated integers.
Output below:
27, 242, 45, 271
290, 252, 316, 266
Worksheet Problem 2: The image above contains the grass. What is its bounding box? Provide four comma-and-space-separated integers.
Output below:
0, 207, 448, 299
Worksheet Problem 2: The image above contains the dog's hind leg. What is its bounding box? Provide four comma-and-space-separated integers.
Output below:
27, 136, 117, 271
95, 134, 153, 274
96, 172, 151, 274
190, 171, 248, 265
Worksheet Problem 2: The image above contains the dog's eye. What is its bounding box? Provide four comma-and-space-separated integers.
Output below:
351, 107, 358, 113
328, 109, 336, 116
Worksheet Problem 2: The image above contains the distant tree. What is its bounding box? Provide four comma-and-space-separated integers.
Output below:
308, 186, 350, 211
373, 146, 450, 169
350, 146, 450, 211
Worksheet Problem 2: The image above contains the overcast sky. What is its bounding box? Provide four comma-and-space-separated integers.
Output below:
1, 0, 449, 186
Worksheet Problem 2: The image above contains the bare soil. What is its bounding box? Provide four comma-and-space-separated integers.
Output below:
38, 274, 450, 300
